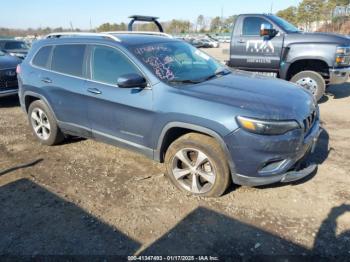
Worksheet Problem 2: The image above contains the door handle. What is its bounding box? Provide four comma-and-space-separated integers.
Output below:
87, 88, 102, 95
238, 39, 246, 44
41, 77, 52, 84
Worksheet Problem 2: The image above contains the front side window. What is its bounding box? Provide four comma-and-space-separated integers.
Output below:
242, 17, 272, 36
91, 45, 140, 85
32, 46, 52, 68
130, 41, 227, 84
51, 44, 86, 77
4, 41, 28, 50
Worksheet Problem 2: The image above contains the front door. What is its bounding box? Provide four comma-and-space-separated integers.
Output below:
86, 45, 154, 153
231, 16, 284, 71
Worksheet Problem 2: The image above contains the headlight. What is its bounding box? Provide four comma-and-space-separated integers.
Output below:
335, 46, 350, 66
236, 116, 300, 135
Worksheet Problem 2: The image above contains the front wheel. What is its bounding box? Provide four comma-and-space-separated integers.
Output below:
290, 71, 325, 102
164, 133, 231, 197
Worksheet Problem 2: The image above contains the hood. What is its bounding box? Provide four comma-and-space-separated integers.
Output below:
5, 49, 28, 54
0, 54, 21, 70
179, 71, 316, 122
287, 31, 350, 46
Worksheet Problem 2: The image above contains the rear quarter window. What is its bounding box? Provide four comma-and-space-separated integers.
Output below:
32, 46, 52, 68
51, 44, 86, 77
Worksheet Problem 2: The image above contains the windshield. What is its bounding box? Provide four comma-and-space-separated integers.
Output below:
4, 41, 29, 50
130, 41, 229, 84
0, 50, 4, 56
269, 15, 300, 33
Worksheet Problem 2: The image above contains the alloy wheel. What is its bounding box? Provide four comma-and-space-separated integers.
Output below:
31, 108, 51, 140
172, 148, 216, 194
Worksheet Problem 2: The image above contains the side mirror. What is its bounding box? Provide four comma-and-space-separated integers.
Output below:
260, 23, 277, 37
117, 73, 147, 88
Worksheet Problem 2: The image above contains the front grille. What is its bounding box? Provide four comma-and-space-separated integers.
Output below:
0, 68, 17, 88
303, 110, 317, 135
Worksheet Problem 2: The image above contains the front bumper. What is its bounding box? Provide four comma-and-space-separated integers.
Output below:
224, 120, 321, 187
329, 67, 350, 85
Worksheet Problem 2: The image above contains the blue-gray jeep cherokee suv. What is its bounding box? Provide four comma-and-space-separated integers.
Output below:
17, 32, 321, 197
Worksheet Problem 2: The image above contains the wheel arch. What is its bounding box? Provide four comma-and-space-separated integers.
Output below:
23, 91, 57, 119
155, 122, 235, 174
284, 58, 330, 81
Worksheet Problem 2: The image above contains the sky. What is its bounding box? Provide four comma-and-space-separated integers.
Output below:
0, 0, 301, 29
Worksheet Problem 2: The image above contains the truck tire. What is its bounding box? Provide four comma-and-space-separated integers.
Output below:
28, 100, 65, 146
164, 133, 231, 197
291, 71, 325, 102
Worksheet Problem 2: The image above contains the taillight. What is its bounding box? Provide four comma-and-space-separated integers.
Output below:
16, 64, 21, 74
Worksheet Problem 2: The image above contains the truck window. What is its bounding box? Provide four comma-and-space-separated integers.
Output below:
242, 17, 271, 36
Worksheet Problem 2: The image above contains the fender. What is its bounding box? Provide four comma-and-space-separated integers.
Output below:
155, 121, 236, 175
278, 43, 335, 80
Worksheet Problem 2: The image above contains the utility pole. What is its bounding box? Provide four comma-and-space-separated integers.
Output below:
270, 2, 273, 14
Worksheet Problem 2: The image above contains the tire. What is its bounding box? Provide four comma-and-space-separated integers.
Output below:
28, 100, 65, 146
164, 133, 231, 197
290, 70, 325, 102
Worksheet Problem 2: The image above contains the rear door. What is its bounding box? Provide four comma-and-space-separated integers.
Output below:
39, 44, 91, 136
230, 16, 283, 71
85, 45, 154, 151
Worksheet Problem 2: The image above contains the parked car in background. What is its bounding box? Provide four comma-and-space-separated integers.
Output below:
202, 38, 220, 48
0, 50, 21, 97
0, 39, 29, 59
228, 14, 350, 101
18, 32, 320, 197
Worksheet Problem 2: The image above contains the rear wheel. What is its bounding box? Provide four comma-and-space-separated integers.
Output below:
164, 133, 231, 197
28, 100, 65, 146
291, 70, 325, 102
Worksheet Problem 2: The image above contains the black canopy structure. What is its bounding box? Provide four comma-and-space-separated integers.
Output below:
128, 15, 164, 32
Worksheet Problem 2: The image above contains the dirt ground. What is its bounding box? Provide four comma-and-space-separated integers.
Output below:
0, 46, 350, 259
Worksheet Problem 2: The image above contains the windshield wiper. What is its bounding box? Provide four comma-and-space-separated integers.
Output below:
168, 79, 203, 84
204, 69, 231, 81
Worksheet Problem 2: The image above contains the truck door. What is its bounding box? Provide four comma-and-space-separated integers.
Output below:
230, 16, 283, 72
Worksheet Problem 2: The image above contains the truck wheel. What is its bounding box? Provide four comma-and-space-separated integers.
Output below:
291, 71, 325, 101
164, 133, 231, 197
28, 100, 65, 146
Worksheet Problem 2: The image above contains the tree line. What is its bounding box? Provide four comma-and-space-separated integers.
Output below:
277, 0, 350, 30
0, 15, 237, 37
4, 1, 350, 38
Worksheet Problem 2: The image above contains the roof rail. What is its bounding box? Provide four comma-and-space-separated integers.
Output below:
45, 32, 121, 42
103, 31, 173, 38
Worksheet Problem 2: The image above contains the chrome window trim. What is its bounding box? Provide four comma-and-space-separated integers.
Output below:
29, 42, 152, 89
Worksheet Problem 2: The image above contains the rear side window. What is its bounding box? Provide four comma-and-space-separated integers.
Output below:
51, 44, 86, 77
91, 45, 140, 85
242, 17, 271, 36
32, 46, 52, 68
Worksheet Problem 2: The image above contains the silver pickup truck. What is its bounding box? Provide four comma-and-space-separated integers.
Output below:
228, 14, 350, 101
